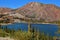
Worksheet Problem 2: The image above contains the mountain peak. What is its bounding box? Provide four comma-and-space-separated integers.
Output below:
27, 2, 42, 7
0, 2, 60, 22
28, 2, 39, 4
16, 2, 60, 22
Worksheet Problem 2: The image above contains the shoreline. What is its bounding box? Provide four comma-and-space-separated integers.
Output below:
0, 22, 58, 25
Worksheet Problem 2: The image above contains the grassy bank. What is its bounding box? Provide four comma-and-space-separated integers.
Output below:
0, 26, 59, 40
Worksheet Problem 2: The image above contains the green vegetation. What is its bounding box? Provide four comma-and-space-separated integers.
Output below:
0, 25, 58, 40
0, 20, 60, 40
49, 21, 60, 25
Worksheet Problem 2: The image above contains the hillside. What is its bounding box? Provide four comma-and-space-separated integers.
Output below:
0, 2, 60, 24
16, 2, 60, 22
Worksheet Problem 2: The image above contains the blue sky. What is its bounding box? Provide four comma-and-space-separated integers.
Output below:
0, 0, 60, 9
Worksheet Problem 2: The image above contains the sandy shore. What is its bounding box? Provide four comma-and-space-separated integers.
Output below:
0, 37, 14, 40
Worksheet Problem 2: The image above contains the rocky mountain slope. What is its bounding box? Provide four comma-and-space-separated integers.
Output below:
0, 2, 60, 23
0, 8, 12, 14
16, 2, 60, 22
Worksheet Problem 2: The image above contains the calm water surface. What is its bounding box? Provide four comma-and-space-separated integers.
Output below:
1, 23, 60, 36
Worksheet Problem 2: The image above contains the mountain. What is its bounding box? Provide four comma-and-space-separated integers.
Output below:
16, 2, 60, 22
0, 2, 60, 23
0, 8, 12, 14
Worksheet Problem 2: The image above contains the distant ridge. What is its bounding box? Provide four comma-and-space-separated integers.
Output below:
0, 2, 60, 23
16, 2, 60, 22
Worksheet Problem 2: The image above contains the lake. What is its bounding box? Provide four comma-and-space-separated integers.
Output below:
1, 23, 60, 37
